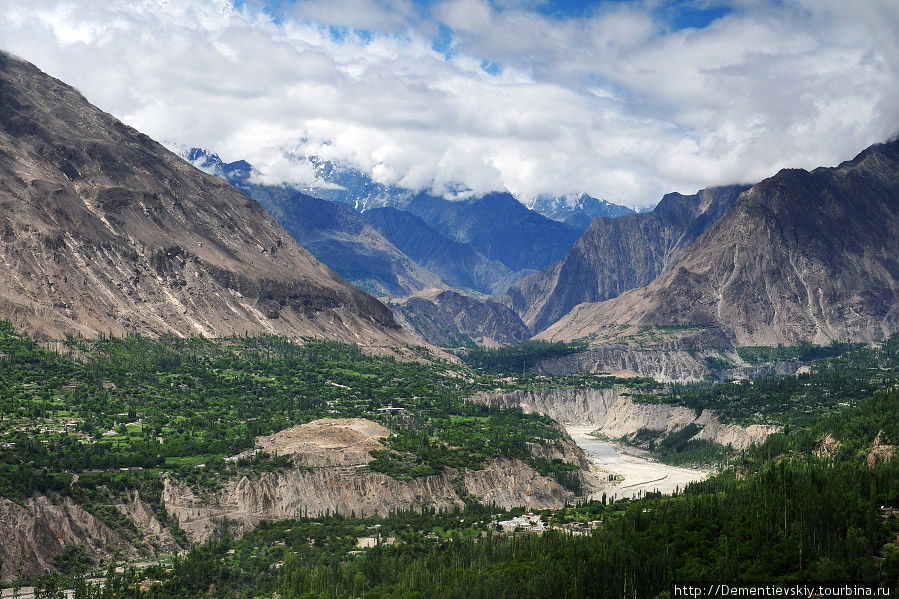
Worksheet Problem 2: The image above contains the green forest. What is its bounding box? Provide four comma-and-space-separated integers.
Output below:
637, 336, 899, 426
3, 323, 898, 597
27, 387, 899, 598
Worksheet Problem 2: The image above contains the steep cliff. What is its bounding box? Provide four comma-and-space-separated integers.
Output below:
502, 185, 748, 334
0, 491, 176, 579
541, 141, 899, 345
472, 388, 778, 451
162, 459, 575, 543
162, 418, 587, 543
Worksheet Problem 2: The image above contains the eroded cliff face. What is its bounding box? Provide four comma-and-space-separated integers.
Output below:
0, 491, 175, 579
534, 347, 716, 383
160, 418, 589, 543
532, 343, 803, 384
472, 388, 778, 451
162, 458, 575, 544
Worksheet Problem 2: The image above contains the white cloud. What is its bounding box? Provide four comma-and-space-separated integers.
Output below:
0, 0, 897, 209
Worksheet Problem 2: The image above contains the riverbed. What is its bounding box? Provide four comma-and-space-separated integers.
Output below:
566, 426, 708, 499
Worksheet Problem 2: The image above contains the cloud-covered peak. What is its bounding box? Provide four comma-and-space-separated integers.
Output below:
2, 0, 897, 208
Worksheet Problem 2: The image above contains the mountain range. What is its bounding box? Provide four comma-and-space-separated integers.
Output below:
184, 151, 442, 297
186, 149, 595, 296
527, 193, 636, 232
501, 184, 750, 334
2, 49, 895, 353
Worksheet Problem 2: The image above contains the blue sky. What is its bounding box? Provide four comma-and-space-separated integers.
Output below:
1, 0, 897, 207
247, 0, 733, 29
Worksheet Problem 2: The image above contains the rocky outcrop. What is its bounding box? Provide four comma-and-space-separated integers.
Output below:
472, 388, 778, 451
867, 433, 896, 467
162, 458, 575, 543
691, 411, 778, 449
112, 490, 180, 552
815, 434, 841, 459
540, 141, 899, 346
0, 492, 170, 579
394, 289, 531, 347
0, 51, 414, 347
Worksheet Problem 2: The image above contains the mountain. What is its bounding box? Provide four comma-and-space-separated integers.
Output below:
404, 192, 582, 272
0, 51, 411, 346
529, 193, 635, 232
295, 156, 413, 212
539, 141, 899, 345
393, 290, 530, 347
361, 207, 520, 295
185, 151, 442, 297
187, 151, 598, 295
502, 185, 750, 334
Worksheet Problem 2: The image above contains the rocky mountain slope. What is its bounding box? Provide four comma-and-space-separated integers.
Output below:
186, 150, 565, 298
0, 51, 411, 346
362, 207, 520, 295
502, 185, 749, 334
185, 151, 444, 297
541, 141, 899, 345
393, 289, 531, 347
404, 192, 582, 273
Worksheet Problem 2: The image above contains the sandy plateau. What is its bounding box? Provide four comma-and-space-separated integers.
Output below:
254, 418, 390, 467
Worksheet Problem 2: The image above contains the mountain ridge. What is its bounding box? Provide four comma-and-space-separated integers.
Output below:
540, 140, 899, 345
0, 51, 413, 347
501, 184, 750, 334
183, 151, 444, 297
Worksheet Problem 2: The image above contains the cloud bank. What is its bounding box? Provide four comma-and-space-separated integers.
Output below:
1, 0, 897, 208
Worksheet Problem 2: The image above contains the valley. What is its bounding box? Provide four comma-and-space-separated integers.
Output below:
0, 30, 897, 599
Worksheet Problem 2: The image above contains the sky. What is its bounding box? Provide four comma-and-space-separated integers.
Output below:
1, 1, 898, 209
